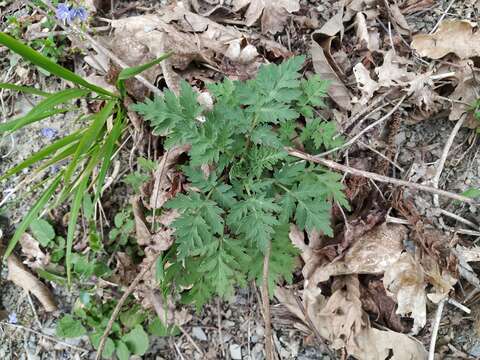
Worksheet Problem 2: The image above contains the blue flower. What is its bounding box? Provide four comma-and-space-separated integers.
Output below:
70, 6, 88, 22
41, 127, 58, 140
56, 3, 72, 23
56, 3, 88, 24
8, 312, 17, 324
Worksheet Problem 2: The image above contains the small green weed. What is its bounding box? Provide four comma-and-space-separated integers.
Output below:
57, 295, 178, 359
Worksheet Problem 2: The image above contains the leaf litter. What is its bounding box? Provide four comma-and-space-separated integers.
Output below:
4, 0, 480, 358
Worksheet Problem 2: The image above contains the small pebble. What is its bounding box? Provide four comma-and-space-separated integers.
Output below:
192, 326, 207, 341
230, 344, 242, 360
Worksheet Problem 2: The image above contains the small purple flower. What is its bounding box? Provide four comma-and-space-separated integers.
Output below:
56, 3, 88, 24
70, 7, 88, 22
8, 312, 17, 324
41, 127, 58, 140
56, 3, 71, 23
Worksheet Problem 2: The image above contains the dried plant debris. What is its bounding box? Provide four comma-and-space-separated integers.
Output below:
412, 20, 480, 60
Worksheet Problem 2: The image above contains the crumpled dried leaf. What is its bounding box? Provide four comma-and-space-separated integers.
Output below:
316, 3, 344, 38
243, 0, 300, 34
311, 41, 352, 111
131, 196, 175, 252
309, 223, 407, 284
353, 63, 379, 104
355, 12, 379, 51
448, 61, 479, 127
412, 20, 480, 59
386, 3, 411, 35
375, 50, 413, 87
383, 252, 426, 334
7, 254, 57, 312
278, 276, 427, 359
20, 233, 50, 270
150, 145, 190, 209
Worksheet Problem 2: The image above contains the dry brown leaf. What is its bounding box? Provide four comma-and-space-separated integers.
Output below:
311, 41, 352, 111
131, 196, 152, 246
448, 61, 479, 126
412, 20, 480, 59
375, 50, 414, 87
309, 223, 406, 284
243, 0, 300, 34
150, 145, 190, 209
7, 254, 57, 312
353, 63, 379, 104
317, 3, 344, 38
19, 233, 50, 270
306, 276, 427, 359
386, 3, 410, 35
355, 12, 379, 51
383, 252, 426, 334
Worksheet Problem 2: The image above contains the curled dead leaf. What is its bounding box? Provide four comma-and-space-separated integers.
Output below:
7, 254, 57, 312
383, 252, 426, 334
309, 223, 407, 284
243, 0, 300, 34
20, 233, 50, 270
311, 41, 352, 111
412, 20, 480, 59
353, 63, 379, 104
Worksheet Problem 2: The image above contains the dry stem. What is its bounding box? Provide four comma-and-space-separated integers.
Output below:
261, 241, 274, 360
287, 148, 477, 205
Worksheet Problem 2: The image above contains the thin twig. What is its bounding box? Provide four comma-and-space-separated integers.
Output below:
0, 322, 89, 353
261, 241, 274, 360
291, 290, 336, 357
287, 148, 477, 205
318, 96, 406, 158
430, 0, 456, 34
428, 298, 446, 360
95, 253, 160, 360
447, 298, 471, 314
217, 298, 226, 357
148, 291, 204, 356
432, 114, 466, 207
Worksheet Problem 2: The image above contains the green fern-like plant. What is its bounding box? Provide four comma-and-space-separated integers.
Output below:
133, 56, 348, 309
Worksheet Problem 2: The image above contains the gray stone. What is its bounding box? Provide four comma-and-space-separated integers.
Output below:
230, 344, 242, 360
192, 326, 208, 341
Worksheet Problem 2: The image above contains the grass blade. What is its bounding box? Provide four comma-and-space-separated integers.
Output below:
63, 101, 115, 186
3, 173, 63, 259
116, 52, 172, 97
0, 32, 116, 97
93, 107, 124, 203
0, 83, 50, 97
0, 108, 70, 133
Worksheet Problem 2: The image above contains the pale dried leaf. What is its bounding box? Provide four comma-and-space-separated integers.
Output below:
449, 64, 479, 126
383, 252, 426, 334
412, 20, 480, 59
456, 245, 480, 262
376, 50, 414, 87
131, 196, 152, 246
317, 4, 344, 38
311, 41, 352, 111
388, 3, 410, 34
355, 12, 379, 51
353, 63, 379, 104
309, 223, 406, 284
150, 145, 190, 209
244, 0, 300, 34
7, 255, 57, 312
20, 233, 50, 270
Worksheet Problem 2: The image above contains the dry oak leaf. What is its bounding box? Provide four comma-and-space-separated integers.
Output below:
7, 254, 57, 312
315, 276, 427, 359
383, 252, 426, 334
411, 20, 480, 59
353, 63, 379, 104
311, 41, 352, 111
243, 0, 300, 34
309, 223, 406, 284
19, 232, 50, 270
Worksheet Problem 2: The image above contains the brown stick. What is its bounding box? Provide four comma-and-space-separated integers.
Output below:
286, 148, 477, 205
260, 241, 274, 360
